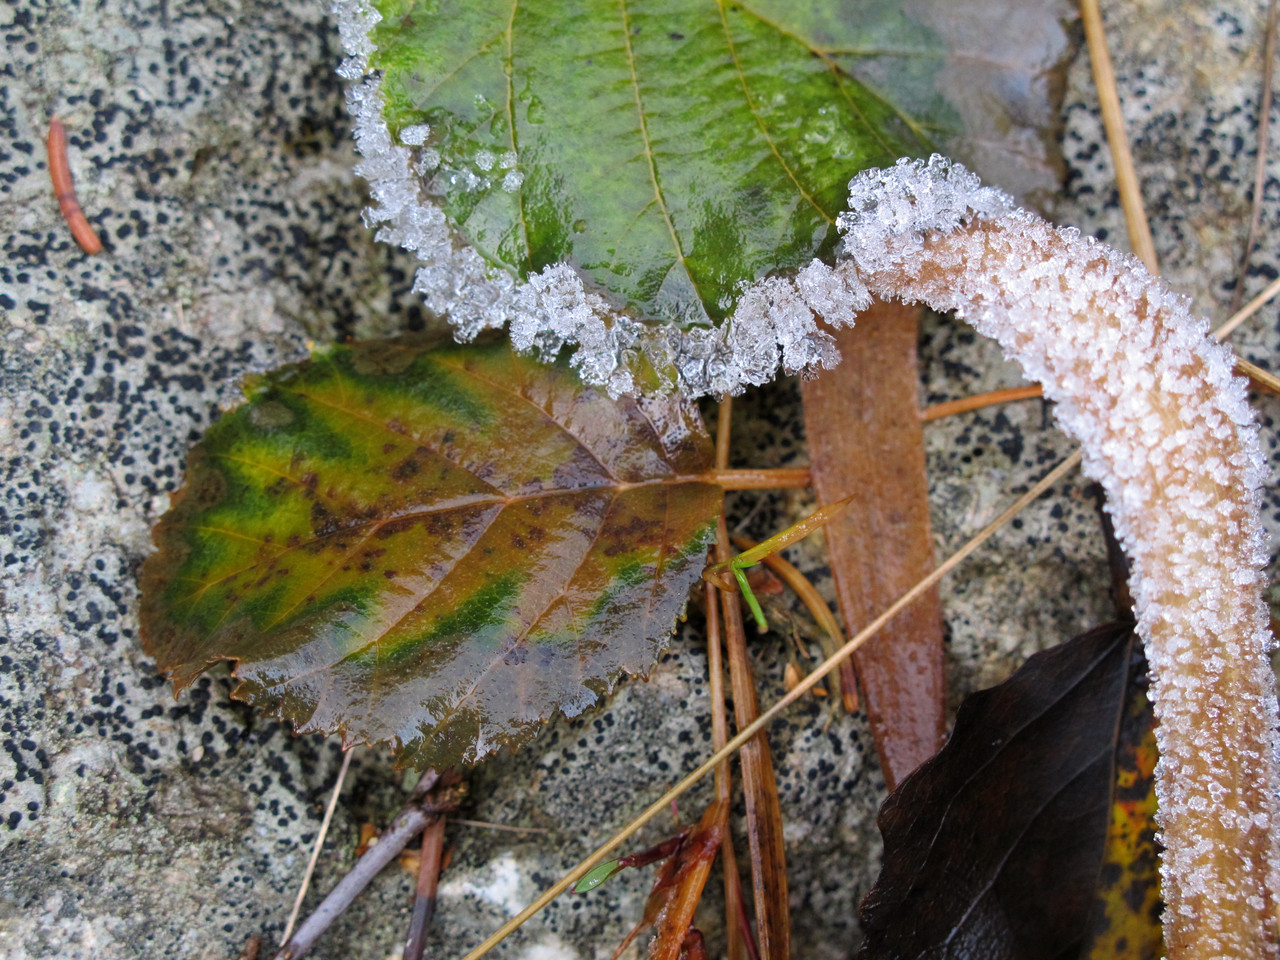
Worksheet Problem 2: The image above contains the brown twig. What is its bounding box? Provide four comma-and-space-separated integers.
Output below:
404, 814, 447, 960
715, 395, 734, 470
1230, 0, 1280, 314
272, 769, 443, 960
920, 385, 1044, 422
716, 516, 790, 960
712, 397, 750, 960
710, 467, 811, 490
920, 358, 1280, 418
703, 584, 749, 960
46, 118, 103, 255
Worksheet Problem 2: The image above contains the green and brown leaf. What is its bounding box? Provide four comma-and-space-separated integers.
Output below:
140, 337, 722, 768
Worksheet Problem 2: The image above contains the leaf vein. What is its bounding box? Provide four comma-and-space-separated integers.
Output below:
617, 0, 699, 306
715, 0, 833, 226
434, 490, 622, 730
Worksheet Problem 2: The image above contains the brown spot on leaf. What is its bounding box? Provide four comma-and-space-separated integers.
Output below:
391, 455, 421, 481
311, 502, 341, 537
375, 515, 422, 540
425, 513, 457, 537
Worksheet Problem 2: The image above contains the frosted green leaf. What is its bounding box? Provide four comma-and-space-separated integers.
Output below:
333, 0, 1069, 395
369, 0, 927, 325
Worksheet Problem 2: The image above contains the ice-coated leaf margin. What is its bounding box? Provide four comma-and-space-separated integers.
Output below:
331, 0, 1066, 400
140, 337, 722, 768
332, 0, 863, 398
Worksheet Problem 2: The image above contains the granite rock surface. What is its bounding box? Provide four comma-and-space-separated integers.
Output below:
3, 2, 1280, 959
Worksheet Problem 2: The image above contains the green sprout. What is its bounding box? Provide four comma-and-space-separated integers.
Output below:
703, 496, 855, 632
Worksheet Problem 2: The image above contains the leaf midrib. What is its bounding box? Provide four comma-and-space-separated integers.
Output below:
618, 0, 693, 299
176, 465, 717, 607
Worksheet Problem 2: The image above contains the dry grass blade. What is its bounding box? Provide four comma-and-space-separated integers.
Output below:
453, 453, 1082, 960
705, 582, 750, 960
713, 397, 751, 960
1080, 0, 1158, 271
1215, 274, 1280, 339
1229, 0, 1279, 314
1237, 357, 1280, 395
280, 748, 354, 946
714, 395, 789, 960
717, 517, 791, 960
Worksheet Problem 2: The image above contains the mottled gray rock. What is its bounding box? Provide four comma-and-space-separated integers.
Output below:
3, 2, 1280, 960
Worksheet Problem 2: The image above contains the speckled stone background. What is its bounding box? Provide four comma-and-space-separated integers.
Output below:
4, 2, 1280, 959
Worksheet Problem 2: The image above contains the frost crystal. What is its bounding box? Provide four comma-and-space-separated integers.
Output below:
399, 124, 431, 146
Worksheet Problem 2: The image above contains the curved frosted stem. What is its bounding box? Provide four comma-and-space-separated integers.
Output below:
837, 157, 1280, 959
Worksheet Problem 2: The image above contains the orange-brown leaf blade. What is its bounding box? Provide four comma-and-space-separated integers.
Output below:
1082, 646, 1163, 959
799, 300, 946, 788
607, 800, 727, 960
647, 800, 728, 960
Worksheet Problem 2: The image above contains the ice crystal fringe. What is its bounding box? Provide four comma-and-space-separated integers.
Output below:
336, 4, 1278, 950
333, 0, 858, 399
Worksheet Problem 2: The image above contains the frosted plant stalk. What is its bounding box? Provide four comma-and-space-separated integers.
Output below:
838, 156, 1279, 960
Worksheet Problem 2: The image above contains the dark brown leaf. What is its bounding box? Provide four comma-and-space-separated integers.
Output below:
857, 620, 1160, 959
